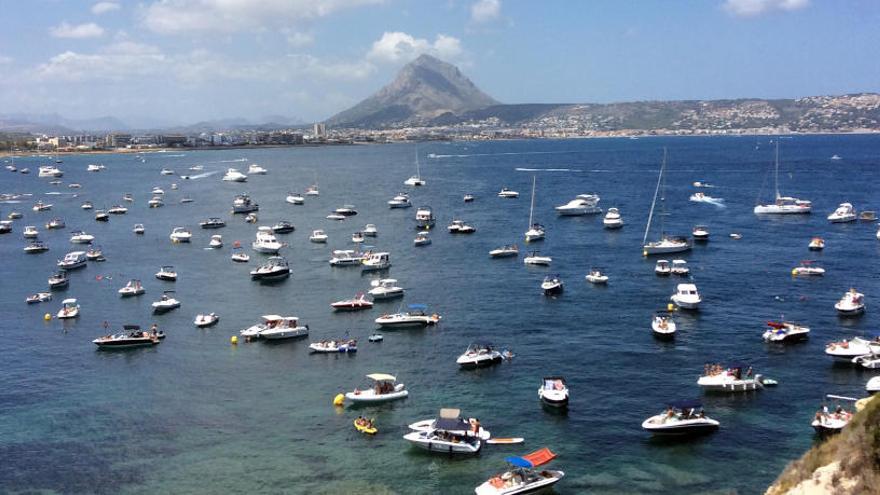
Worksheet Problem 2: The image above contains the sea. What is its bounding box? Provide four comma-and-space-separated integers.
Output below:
0, 135, 878, 495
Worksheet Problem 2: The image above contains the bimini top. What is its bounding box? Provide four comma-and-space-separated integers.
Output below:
366, 373, 396, 382
408, 303, 427, 310
435, 416, 472, 432
123, 325, 141, 331
670, 399, 702, 410
505, 448, 557, 468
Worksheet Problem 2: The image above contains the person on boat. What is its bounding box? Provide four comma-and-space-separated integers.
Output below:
150, 324, 158, 336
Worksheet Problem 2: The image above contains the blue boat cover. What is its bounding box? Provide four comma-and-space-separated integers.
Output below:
671, 399, 702, 409
408, 303, 427, 310
505, 456, 533, 468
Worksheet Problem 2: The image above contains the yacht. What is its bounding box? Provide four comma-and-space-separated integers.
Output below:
87, 164, 104, 172
151, 291, 181, 313
415, 206, 435, 230
209, 235, 223, 248
33, 201, 53, 212
474, 448, 564, 495
827, 203, 857, 223
692, 225, 710, 242
309, 339, 357, 353
352, 231, 365, 243
523, 251, 552, 265
57, 251, 87, 270
335, 205, 358, 216
404, 150, 426, 186
538, 377, 569, 408
808, 237, 825, 250
169, 227, 193, 243
524, 177, 545, 242
671, 259, 690, 276
222, 168, 248, 182
199, 217, 226, 229
250, 256, 291, 281
231, 194, 259, 213
834, 288, 865, 316
388, 193, 412, 209
81, 201, 94, 210
368, 279, 404, 300
93, 325, 161, 349
497, 187, 519, 198
447, 219, 476, 234
309, 229, 328, 243
26, 292, 53, 304
603, 208, 623, 229
642, 401, 720, 435
24, 240, 49, 254
133, 224, 145, 235
762, 321, 810, 343
361, 252, 391, 272
585, 268, 608, 284
252, 226, 284, 254
194, 313, 220, 328
643, 150, 692, 255
147, 196, 164, 208
654, 259, 671, 276
754, 141, 811, 214
160, 168, 174, 176
374, 305, 441, 328
331, 293, 374, 311
541, 275, 564, 295
23, 225, 39, 238
671, 283, 701, 309
48, 270, 69, 289
56, 298, 80, 319
652, 312, 676, 338
329, 249, 364, 267
85, 245, 105, 261
118, 279, 145, 297
247, 163, 267, 175
343, 373, 408, 404
698, 364, 765, 392
413, 231, 431, 246
108, 205, 128, 215
38, 165, 63, 178
792, 260, 825, 276
555, 194, 602, 216
155, 265, 177, 281
285, 192, 305, 205
489, 245, 518, 258
403, 410, 482, 455
363, 224, 378, 237
94, 210, 110, 222
231, 246, 250, 263
259, 316, 308, 340
456, 342, 503, 369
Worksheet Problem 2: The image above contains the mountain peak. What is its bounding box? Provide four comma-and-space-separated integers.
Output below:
326, 55, 498, 128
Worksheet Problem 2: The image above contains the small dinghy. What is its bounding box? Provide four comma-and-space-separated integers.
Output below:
194, 313, 220, 328
343, 373, 408, 404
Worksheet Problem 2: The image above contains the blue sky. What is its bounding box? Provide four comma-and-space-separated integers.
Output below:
0, 0, 877, 127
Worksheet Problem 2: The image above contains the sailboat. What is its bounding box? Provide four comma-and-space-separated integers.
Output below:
643, 149, 691, 256
404, 148, 426, 186
753, 141, 811, 214
524, 176, 545, 242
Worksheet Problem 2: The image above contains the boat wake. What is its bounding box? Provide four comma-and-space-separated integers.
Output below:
208, 158, 248, 164
515, 167, 581, 172
187, 171, 221, 180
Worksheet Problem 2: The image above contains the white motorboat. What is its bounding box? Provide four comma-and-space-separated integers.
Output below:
808, 237, 825, 250
408, 412, 491, 440
231, 194, 259, 213
363, 224, 378, 237
603, 208, 623, 229
7, 210, 22, 219
415, 206, 435, 230
851, 353, 880, 369
250, 256, 290, 281
524, 177, 544, 242
108, 205, 128, 215
541, 275, 563, 295
693, 181, 713, 188
194, 313, 220, 328
122, 193, 134, 203
247, 163, 267, 175
352, 231, 365, 243
94, 210, 110, 222
26, 292, 52, 304
169, 227, 192, 243
654, 259, 671, 276
697, 364, 764, 392
456, 342, 503, 369
118, 279, 145, 297
374, 305, 441, 328
538, 377, 569, 407
368, 333, 384, 342
403, 410, 482, 455
309, 339, 357, 353
792, 260, 825, 276
56, 298, 80, 319
48, 270, 69, 289
834, 288, 865, 316
689, 192, 724, 204
81, 201, 94, 210
334, 205, 358, 216
160, 168, 174, 176
38, 165, 63, 178
754, 142, 811, 214
762, 321, 810, 343
825, 337, 880, 362
200, 217, 226, 229
46, 218, 65, 230
240, 314, 288, 339
643, 150, 692, 255
692, 225, 710, 242
252, 226, 284, 254
497, 187, 519, 198
285, 192, 305, 204
490, 245, 518, 258
404, 150, 426, 186
151, 291, 181, 313
585, 268, 608, 284
463, 194, 475, 202
23, 225, 39, 238
24, 240, 49, 254
555, 194, 602, 216
93, 325, 162, 349
33, 201, 53, 212
812, 406, 853, 436
368, 279, 404, 300
309, 229, 328, 243
57, 251, 87, 270
827, 202, 856, 223
331, 293, 374, 311
448, 219, 477, 234
652, 312, 676, 338
155, 265, 177, 281
329, 249, 365, 267
867, 376, 880, 394
671, 283, 701, 309
388, 193, 412, 209
209, 235, 223, 248
231, 246, 250, 263
259, 316, 308, 340
644, 235, 692, 256
151, 187, 165, 196
305, 182, 319, 196
642, 401, 720, 435
326, 213, 345, 221
222, 168, 248, 182
85, 245, 105, 262
87, 164, 105, 172
362, 251, 391, 272
474, 448, 564, 495
413, 231, 431, 246
523, 251, 552, 265
133, 224, 145, 235
0, 220, 12, 234
671, 259, 689, 276
147, 196, 164, 208
344, 373, 408, 403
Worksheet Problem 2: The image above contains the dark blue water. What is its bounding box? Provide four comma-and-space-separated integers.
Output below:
1, 135, 878, 495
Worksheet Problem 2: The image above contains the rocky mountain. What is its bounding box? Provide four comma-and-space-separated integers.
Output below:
0, 113, 128, 133
326, 54, 499, 128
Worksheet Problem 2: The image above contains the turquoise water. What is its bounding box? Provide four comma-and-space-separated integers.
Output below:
1, 135, 878, 494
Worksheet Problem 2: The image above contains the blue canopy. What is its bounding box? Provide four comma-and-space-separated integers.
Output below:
505, 456, 534, 468
408, 304, 427, 310
671, 399, 702, 409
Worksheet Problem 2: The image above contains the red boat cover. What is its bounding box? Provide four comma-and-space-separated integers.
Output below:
767, 321, 785, 329
522, 448, 557, 467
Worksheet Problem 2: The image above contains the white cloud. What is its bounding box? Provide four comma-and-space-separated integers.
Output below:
49, 22, 105, 39
367, 31, 463, 64
92, 2, 121, 15
141, 0, 383, 34
723, 0, 809, 17
470, 0, 500, 23
0, 55, 12, 64
284, 30, 315, 47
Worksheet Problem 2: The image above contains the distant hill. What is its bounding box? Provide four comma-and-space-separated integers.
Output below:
0, 113, 128, 133
326, 54, 499, 128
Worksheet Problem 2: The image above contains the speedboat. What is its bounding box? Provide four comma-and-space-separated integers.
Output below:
812, 407, 853, 436
555, 195, 601, 216
334, 205, 358, 216
671, 259, 689, 276
38, 165, 63, 178
305, 184, 319, 196
825, 337, 880, 362
368, 333, 384, 343
151, 291, 181, 313
490, 245, 518, 258
474, 448, 564, 495
352, 231, 365, 243
463, 194, 475, 202
644, 235, 692, 255
413, 231, 431, 246
94, 210, 109, 222
85, 245, 105, 261
247, 163, 267, 175
56, 298, 80, 319
692, 225, 710, 242
26, 292, 53, 304
374, 305, 441, 328
285, 192, 305, 205
388, 193, 412, 209
252, 226, 284, 253
258, 316, 308, 340
329, 249, 365, 267
122, 193, 134, 203
448, 219, 476, 234
151, 187, 165, 196
133, 224, 145, 235
762, 321, 810, 343
523, 251, 552, 265
200, 217, 226, 229
22, 242, 45, 256
697, 364, 764, 392
362, 252, 391, 272
642, 401, 720, 435
93, 325, 162, 349
48, 270, 69, 289
33, 201, 53, 212
118, 279, 145, 297
155, 265, 177, 281
222, 168, 248, 182
272, 221, 295, 234
363, 224, 378, 237
497, 187, 519, 198
689, 192, 723, 204
231, 246, 250, 263
654, 259, 671, 276
808, 237, 825, 250
671, 283, 701, 309
309, 230, 328, 243
189, 165, 204, 171
0, 220, 12, 234
456, 342, 503, 368
603, 208, 623, 229
194, 313, 220, 328
87, 164, 104, 172
827, 203, 856, 223
538, 377, 569, 407
169, 227, 192, 243
46, 218, 65, 230
792, 260, 825, 276
250, 256, 290, 281
326, 213, 345, 221
208, 235, 223, 248
23, 225, 39, 238
867, 376, 880, 394
403, 409, 483, 455
309, 339, 357, 353
834, 288, 865, 316
7, 210, 22, 219
541, 275, 563, 295
231, 194, 258, 213
652, 312, 676, 338
82, 201, 94, 210
585, 268, 608, 284
408, 411, 490, 440
404, 175, 426, 187
331, 293, 374, 311
57, 251, 87, 270
415, 206, 435, 230
858, 211, 877, 222
147, 196, 164, 208
107, 205, 127, 215
368, 279, 404, 300
344, 373, 408, 403
851, 353, 880, 370
160, 168, 174, 176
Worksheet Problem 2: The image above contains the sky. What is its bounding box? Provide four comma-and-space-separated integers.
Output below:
0, 0, 878, 128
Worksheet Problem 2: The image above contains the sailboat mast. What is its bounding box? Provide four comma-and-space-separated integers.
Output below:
643, 149, 665, 245
774, 140, 780, 199
415, 148, 420, 179
528, 175, 536, 227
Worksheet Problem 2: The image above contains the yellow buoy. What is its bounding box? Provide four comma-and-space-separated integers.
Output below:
44, 313, 52, 321
333, 393, 345, 406
230, 335, 238, 345
667, 303, 675, 312
791, 269, 798, 276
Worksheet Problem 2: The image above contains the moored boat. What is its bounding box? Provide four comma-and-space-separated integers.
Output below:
474, 448, 564, 495
93, 325, 162, 349
538, 377, 569, 407
641, 401, 720, 435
